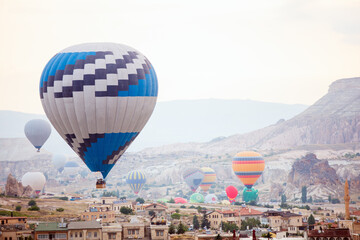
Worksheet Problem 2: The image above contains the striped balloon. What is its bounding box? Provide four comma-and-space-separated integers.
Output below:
199, 167, 216, 192
232, 151, 265, 189
183, 168, 204, 192
126, 170, 146, 194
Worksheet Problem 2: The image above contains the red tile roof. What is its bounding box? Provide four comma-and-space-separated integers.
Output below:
239, 207, 263, 216
351, 210, 360, 216
308, 229, 351, 237
144, 203, 168, 209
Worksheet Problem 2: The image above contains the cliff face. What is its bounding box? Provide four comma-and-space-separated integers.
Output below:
288, 153, 341, 187
5, 174, 34, 197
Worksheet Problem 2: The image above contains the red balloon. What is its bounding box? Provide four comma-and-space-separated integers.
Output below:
174, 197, 188, 204
226, 185, 238, 203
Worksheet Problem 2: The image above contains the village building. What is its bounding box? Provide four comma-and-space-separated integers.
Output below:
0, 216, 32, 240
67, 221, 102, 240
206, 210, 241, 230
238, 207, 263, 221
308, 228, 352, 240
262, 210, 303, 233
144, 203, 168, 217
34, 222, 68, 240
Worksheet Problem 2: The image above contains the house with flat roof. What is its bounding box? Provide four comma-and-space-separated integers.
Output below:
34, 222, 68, 240
67, 221, 102, 240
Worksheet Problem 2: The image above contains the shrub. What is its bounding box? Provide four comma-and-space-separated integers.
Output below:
180, 205, 186, 208
56, 208, 64, 212
171, 213, 181, 220
15, 206, 22, 211
28, 206, 40, 211
28, 200, 36, 206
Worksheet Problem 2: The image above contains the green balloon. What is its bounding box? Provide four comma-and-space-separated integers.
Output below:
242, 188, 258, 203
190, 193, 204, 203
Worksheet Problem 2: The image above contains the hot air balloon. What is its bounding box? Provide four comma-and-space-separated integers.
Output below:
190, 193, 204, 203
232, 151, 265, 190
204, 194, 218, 204
225, 185, 238, 203
24, 119, 51, 152
21, 172, 46, 195
174, 197, 188, 204
183, 168, 204, 192
199, 167, 216, 192
39, 43, 158, 188
52, 154, 67, 173
126, 170, 146, 194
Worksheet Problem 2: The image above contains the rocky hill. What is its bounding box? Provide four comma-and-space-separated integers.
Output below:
141, 77, 360, 155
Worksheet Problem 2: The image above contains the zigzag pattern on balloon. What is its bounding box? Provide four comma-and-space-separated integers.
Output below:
40, 43, 158, 179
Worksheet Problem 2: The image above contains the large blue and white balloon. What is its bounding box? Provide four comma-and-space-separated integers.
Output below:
39, 43, 158, 181
24, 119, 51, 152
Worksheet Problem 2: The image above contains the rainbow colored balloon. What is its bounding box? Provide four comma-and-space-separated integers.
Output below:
199, 167, 216, 192
232, 151, 265, 190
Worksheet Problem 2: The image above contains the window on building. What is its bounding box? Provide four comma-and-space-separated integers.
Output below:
75, 232, 78, 238
88, 232, 92, 238
70, 233, 73, 238
108, 233, 116, 239
37, 234, 49, 239
4, 237, 7, 240
94, 232, 97, 237
80, 232, 83, 238
55, 233, 67, 239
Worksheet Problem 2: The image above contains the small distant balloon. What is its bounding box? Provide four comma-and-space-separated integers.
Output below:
22, 172, 46, 195
52, 154, 67, 173
24, 119, 51, 152
225, 185, 238, 203
232, 151, 265, 190
183, 168, 204, 192
126, 170, 146, 194
199, 167, 216, 192
204, 194, 218, 204
190, 193, 205, 203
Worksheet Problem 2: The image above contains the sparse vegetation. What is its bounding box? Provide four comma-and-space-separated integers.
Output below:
169, 224, 176, 234
15, 205, 22, 211
171, 213, 181, 220
56, 208, 64, 212
28, 205, 40, 211
222, 221, 239, 232
177, 222, 188, 234
241, 218, 260, 230
136, 197, 145, 204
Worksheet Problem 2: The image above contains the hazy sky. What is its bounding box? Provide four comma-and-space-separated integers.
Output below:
1, 0, 359, 114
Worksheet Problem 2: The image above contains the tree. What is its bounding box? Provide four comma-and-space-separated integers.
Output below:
136, 197, 145, 204
180, 205, 186, 209
193, 215, 200, 230
301, 186, 307, 203
331, 198, 340, 204
168, 224, 176, 234
169, 198, 175, 203
56, 208, 64, 212
171, 213, 181, 220
201, 213, 211, 229
28, 200, 36, 206
175, 209, 180, 213
222, 222, 239, 232
308, 196, 313, 203
120, 206, 133, 215
177, 222, 188, 234
281, 194, 286, 204
328, 195, 332, 203
15, 206, 22, 211
241, 218, 261, 230
149, 210, 155, 216
308, 214, 315, 225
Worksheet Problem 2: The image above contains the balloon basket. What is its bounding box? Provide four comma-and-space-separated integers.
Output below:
96, 179, 106, 189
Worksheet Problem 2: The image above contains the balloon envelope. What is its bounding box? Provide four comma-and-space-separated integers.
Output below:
183, 168, 204, 192
189, 193, 204, 203
24, 119, 51, 151
22, 172, 46, 194
204, 194, 218, 204
232, 151, 265, 189
52, 154, 67, 172
174, 197, 188, 204
126, 170, 146, 194
225, 185, 238, 203
199, 167, 216, 192
39, 43, 158, 179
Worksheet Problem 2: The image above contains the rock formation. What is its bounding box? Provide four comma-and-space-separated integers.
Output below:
5, 173, 34, 197
288, 153, 340, 187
